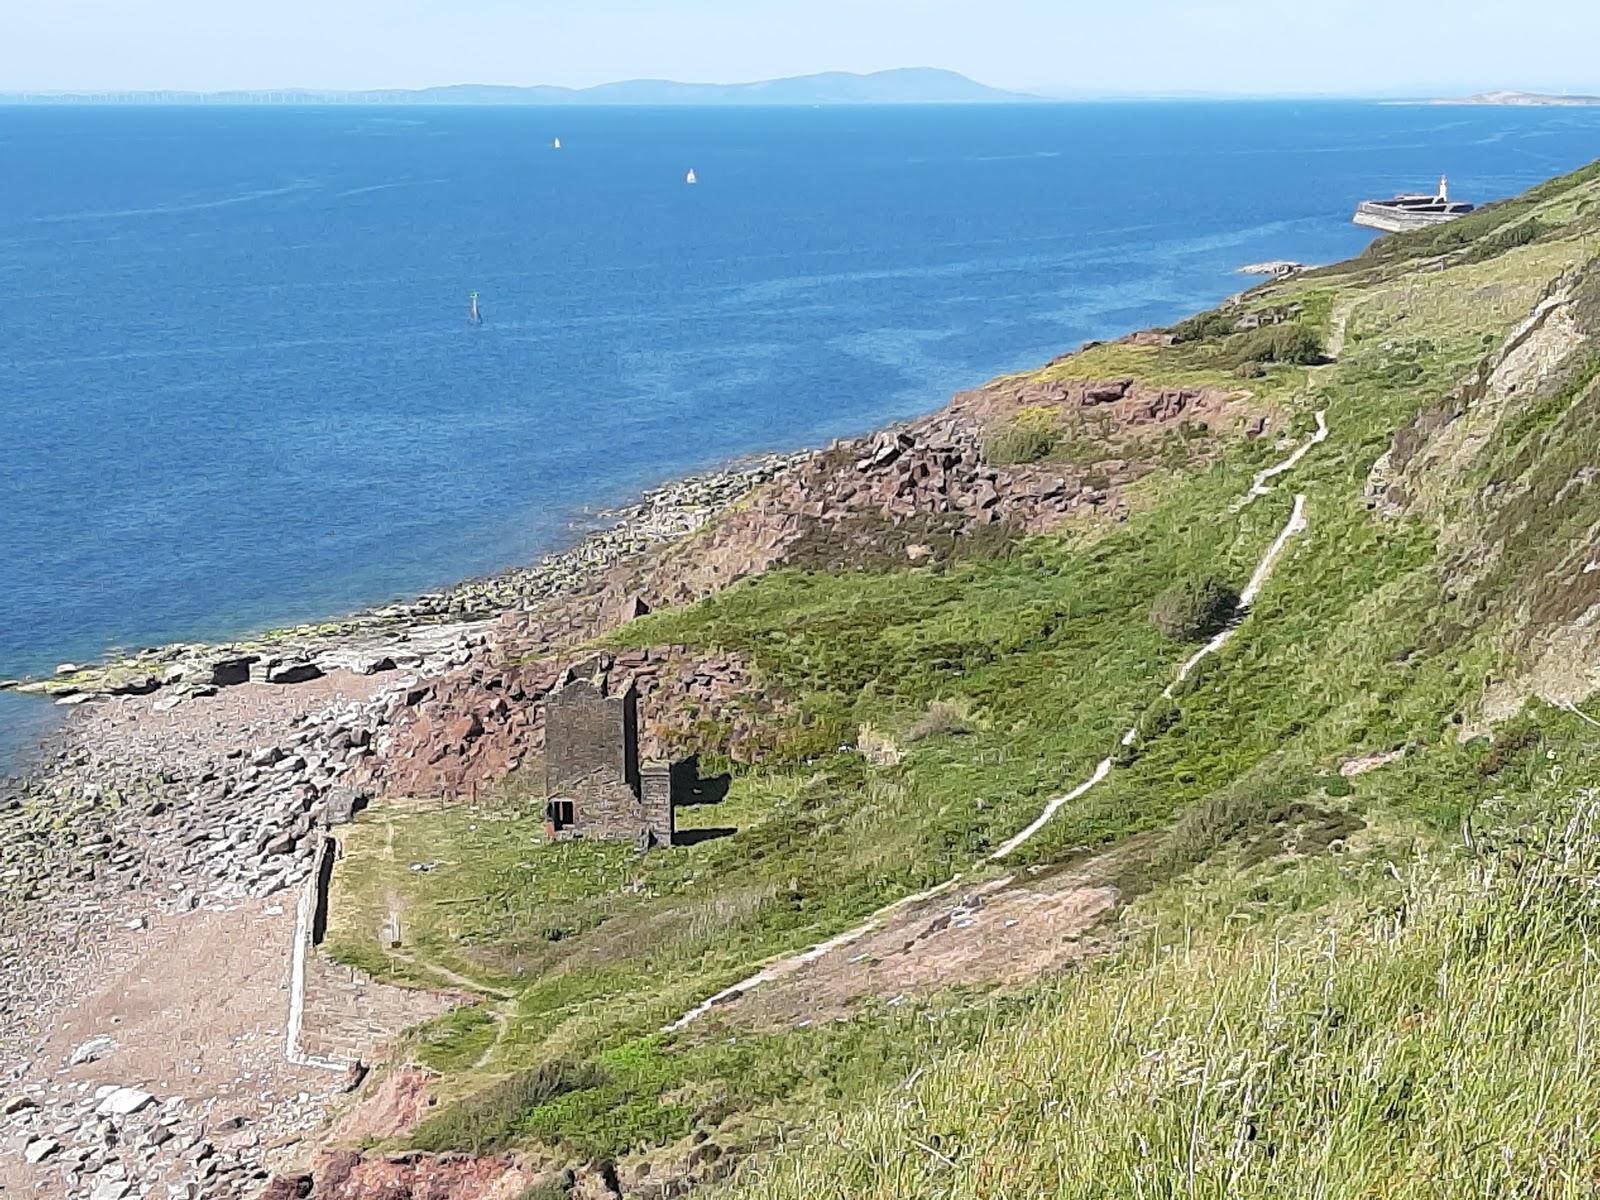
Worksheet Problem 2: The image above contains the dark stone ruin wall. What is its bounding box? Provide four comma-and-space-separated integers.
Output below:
544, 680, 639, 796
543, 677, 673, 846
550, 772, 653, 843
640, 763, 674, 847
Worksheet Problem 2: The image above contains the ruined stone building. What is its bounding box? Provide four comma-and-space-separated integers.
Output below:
543, 675, 674, 848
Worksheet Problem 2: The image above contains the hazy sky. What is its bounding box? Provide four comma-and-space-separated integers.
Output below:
3, 0, 1597, 95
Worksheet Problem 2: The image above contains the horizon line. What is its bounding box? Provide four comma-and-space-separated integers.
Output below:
5, 91, 1594, 104
2, 70, 1596, 105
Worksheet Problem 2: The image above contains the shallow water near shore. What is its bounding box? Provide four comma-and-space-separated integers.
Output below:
5, 100, 1600, 767
0, 692, 64, 773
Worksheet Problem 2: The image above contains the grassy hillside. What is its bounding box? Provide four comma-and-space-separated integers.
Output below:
323, 160, 1600, 1195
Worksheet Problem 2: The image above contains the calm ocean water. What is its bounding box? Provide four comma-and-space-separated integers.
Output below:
4, 101, 1600, 766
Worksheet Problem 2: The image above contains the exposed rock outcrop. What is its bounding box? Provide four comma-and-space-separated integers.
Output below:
265, 1151, 540, 1200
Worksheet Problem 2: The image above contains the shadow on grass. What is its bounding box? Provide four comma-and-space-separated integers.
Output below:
674, 826, 737, 847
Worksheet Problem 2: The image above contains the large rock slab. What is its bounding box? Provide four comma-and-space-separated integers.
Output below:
95, 1087, 155, 1117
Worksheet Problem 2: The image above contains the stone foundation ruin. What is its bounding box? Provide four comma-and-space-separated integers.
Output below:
543, 675, 675, 849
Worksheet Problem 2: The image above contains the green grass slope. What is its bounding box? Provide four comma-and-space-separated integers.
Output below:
324, 161, 1600, 1195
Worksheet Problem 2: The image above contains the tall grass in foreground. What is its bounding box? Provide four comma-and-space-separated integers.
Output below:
719, 794, 1600, 1199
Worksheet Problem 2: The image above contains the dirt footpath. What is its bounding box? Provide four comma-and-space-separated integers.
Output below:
703, 860, 1123, 1033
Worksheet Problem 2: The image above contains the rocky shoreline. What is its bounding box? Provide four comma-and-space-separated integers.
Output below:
2, 451, 805, 708
0, 449, 809, 1200
1, 335, 1271, 1199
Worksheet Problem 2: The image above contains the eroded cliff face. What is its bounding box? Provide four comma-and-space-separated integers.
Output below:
1367, 260, 1600, 721
263, 1151, 538, 1200
366, 369, 1263, 799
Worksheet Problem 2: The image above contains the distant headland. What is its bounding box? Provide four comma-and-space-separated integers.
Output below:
0, 68, 1042, 107
1403, 90, 1600, 107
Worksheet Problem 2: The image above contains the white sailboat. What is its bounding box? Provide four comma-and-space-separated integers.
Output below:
553, 137, 562, 150
685, 168, 697, 185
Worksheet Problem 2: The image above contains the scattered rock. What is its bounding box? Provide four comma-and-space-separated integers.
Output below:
324, 788, 366, 827
69, 1035, 118, 1066
97, 1087, 155, 1118
264, 660, 323, 686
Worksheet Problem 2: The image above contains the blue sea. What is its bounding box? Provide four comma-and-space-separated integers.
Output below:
4, 101, 1600, 767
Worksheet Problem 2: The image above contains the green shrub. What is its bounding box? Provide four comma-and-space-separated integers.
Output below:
1169, 309, 1237, 344
1152, 776, 1276, 873
1319, 774, 1355, 798
1226, 324, 1323, 367
1149, 576, 1239, 641
1481, 217, 1544, 255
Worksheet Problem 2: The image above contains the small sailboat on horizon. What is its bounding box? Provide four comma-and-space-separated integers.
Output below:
685, 168, 698, 185
468, 291, 482, 325
553, 137, 562, 150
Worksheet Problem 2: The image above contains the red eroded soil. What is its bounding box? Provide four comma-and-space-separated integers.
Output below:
264, 1150, 539, 1200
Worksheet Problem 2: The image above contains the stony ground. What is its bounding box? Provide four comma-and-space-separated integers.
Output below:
2, 901, 347, 1200
701, 861, 1123, 1033
1, 456, 807, 1200
0, 668, 390, 1200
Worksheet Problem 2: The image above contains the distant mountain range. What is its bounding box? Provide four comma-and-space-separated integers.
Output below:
1, 69, 1042, 107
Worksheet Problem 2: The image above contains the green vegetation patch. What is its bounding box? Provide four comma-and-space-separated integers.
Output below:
717, 762, 1600, 1200
323, 161, 1600, 1192
980, 404, 1061, 464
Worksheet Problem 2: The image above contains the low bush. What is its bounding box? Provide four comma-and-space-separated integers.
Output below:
907, 698, 975, 743
1169, 309, 1237, 343
1481, 217, 1544, 255
1226, 324, 1323, 367
1149, 576, 1239, 641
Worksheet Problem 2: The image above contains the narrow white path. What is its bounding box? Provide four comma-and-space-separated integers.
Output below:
666, 416, 1329, 1031
664, 877, 963, 1032
1240, 411, 1327, 506
990, 493, 1308, 861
